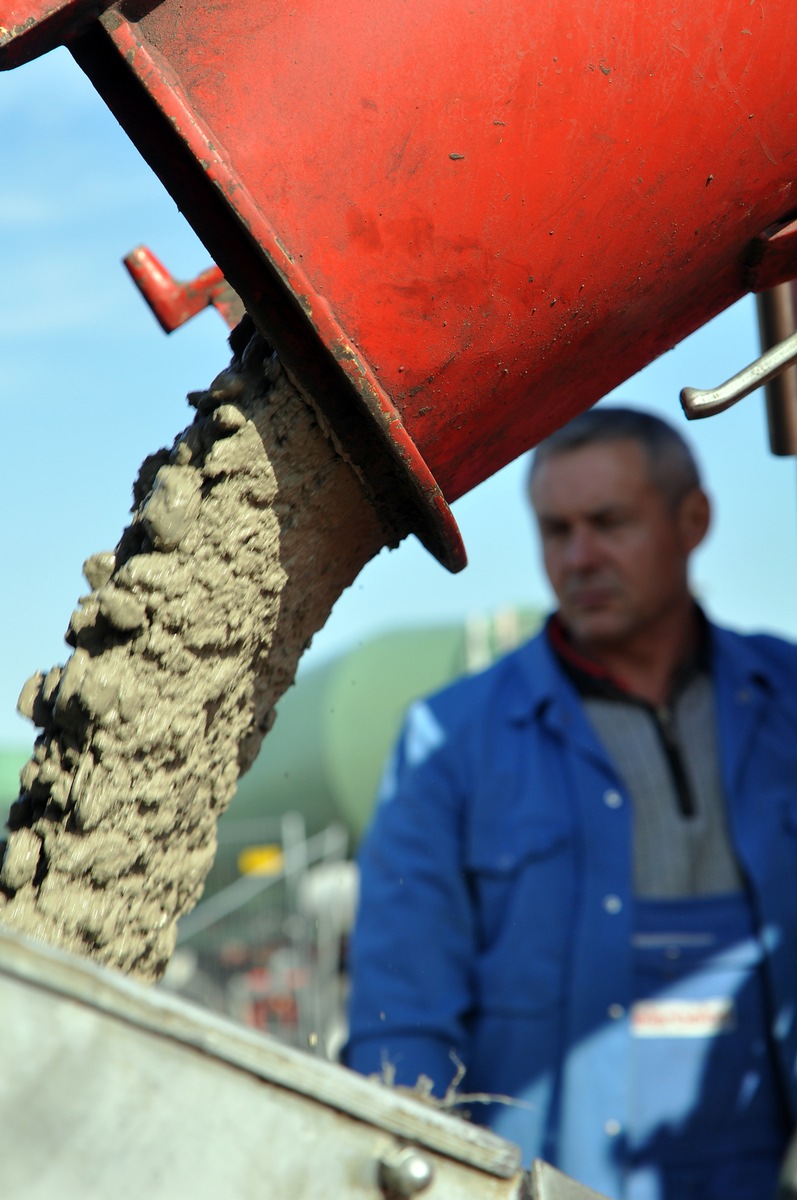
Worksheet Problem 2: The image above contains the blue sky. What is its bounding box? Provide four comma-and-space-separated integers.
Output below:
2, 47, 797, 748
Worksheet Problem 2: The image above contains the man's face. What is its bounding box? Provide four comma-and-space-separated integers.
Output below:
530, 438, 708, 652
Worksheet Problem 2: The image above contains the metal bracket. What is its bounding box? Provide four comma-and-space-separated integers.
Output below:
684, 220, 797, 425
123, 246, 245, 333
747, 216, 797, 294
680, 328, 797, 420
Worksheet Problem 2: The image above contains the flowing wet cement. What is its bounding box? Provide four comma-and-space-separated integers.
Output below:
0, 329, 392, 981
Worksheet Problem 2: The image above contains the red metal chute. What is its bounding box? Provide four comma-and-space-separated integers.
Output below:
2, 0, 796, 567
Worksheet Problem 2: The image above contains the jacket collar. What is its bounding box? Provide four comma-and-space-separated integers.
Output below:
706, 623, 775, 797
512, 614, 775, 709
509, 614, 776, 720
511, 628, 578, 721
706, 622, 775, 694
505, 617, 780, 852
509, 632, 618, 771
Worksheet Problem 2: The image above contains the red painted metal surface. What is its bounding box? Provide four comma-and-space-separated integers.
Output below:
0, 0, 110, 67
2, 0, 797, 567
123, 247, 244, 332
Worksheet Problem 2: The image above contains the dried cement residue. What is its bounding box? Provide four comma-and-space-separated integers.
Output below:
0, 329, 394, 981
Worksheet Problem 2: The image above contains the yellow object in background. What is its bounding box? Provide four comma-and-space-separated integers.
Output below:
237, 844, 285, 876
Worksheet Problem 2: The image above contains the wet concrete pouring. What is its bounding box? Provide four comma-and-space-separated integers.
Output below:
0, 327, 393, 981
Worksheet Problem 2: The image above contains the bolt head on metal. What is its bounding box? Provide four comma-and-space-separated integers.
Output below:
377, 1146, 435, 1198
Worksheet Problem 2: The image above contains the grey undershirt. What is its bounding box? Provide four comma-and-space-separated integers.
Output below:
585, 675, 745, 898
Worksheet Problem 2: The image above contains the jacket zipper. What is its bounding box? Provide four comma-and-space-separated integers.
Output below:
653, 703, 696, 818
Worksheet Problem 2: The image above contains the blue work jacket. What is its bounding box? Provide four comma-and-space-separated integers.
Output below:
344, 621, 797, 1198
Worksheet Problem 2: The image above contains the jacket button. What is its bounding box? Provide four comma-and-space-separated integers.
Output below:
604, 1119, 622, 1137
603, 789, 623, 808
608, 1003, 625, 1019
603, 894, 622, 914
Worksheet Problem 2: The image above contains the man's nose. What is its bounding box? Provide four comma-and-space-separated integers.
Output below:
563, 526, 600, 569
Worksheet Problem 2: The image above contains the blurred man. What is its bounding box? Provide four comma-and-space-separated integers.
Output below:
345, 407, 797, 1200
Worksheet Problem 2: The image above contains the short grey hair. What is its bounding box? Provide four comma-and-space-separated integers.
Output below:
528, 406, 702, 509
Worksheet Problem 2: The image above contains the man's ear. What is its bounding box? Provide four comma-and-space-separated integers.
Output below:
677, 488, 711, 553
